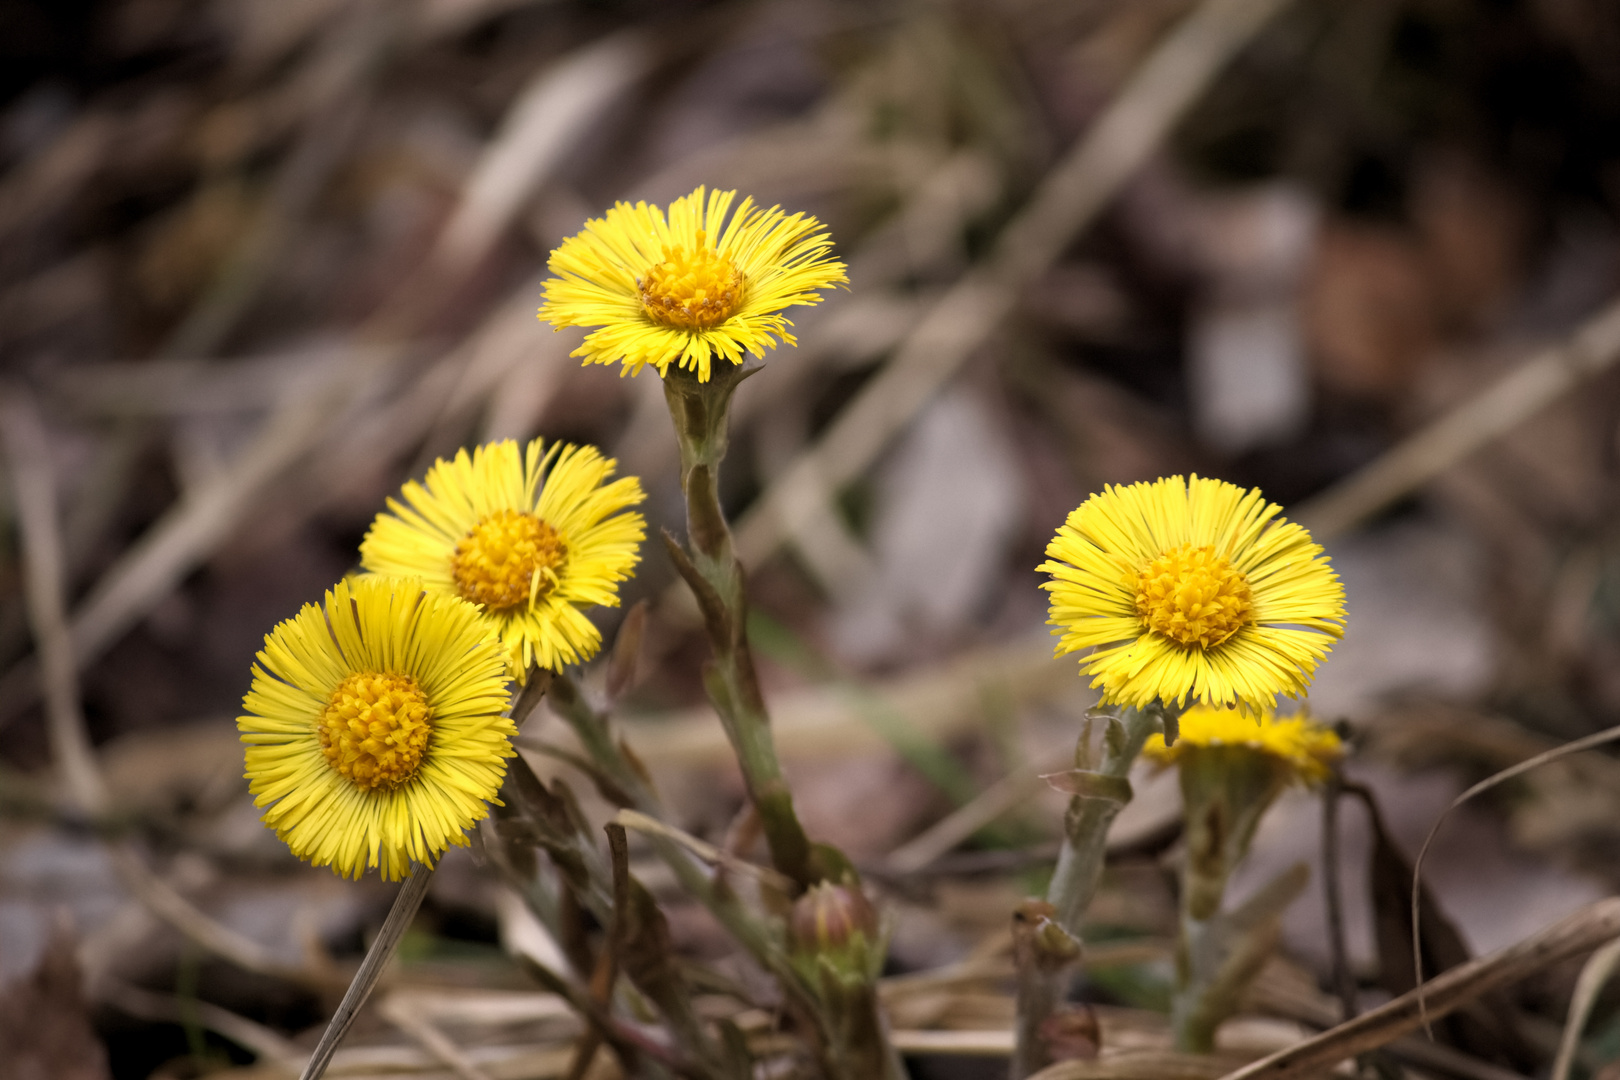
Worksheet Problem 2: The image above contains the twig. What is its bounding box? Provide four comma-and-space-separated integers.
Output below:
299, 868, 437, 1080
1215, 897, 1620, 1080
730, 0, 1294, 574
0, 391, 106, 811
1030, 1050, 1252, 1080
1294, 293, 1620, 538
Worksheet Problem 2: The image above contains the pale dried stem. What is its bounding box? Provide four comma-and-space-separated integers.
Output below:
1294, 293, 1620, 539
0, 391, 106, 811
300, 869, 437, 1080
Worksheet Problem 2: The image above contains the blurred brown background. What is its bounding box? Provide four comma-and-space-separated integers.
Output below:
3, 0, 1620, 1077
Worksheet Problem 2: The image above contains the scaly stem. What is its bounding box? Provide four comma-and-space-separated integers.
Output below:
1170, 747, 1292, 1052
660, 365, 813, 888
1013, 704, 1163, 1077
1046, 706, 1162, 930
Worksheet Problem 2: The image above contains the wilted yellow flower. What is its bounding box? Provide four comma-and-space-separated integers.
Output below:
1143, 704, 1342, 784
537, 185, 847, 381
239, 577, 514, 881
1039, 475, 1344, 714
360, 439, 645, 675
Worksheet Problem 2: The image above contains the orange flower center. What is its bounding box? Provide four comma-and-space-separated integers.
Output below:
451, 510, 566, 612
638, 232, 744, 329
1134, 543, 1254, 649
318, 672, 432, 790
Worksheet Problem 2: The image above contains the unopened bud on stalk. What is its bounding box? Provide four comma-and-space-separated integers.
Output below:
789, 881, 884, 990
791, 882, 878, 954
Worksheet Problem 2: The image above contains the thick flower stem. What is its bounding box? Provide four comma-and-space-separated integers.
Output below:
1013, 705, 1162, 1078
1049, 705, 1162, 936
824, 984, 910, 1080
1169, 748, 1296, 1053
661, 365, 814, 889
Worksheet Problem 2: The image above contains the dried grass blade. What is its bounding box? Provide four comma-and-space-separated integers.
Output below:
1295, 292, 1620, 538
1410, 722, 1620, 1027
299, 868, 436, 1080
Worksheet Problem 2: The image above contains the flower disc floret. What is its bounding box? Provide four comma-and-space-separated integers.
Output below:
1136, 543, 1254, 648
452, 509, 567, 611
318, 672, 432, 790
360, 439, 646, 676
538, 186, 847, 381
1039, 475, 1345, 714
639, 234, 745, 329
1143, 704, 1342, 785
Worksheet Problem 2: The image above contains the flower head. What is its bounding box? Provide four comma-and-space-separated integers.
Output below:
1143, 704, 1342, 785
360, 439, 645, 676
538, 186, 847, 381
238, 577, 514, 880
1039, 475, 1345, 714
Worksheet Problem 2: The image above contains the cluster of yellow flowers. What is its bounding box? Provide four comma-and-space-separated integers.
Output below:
239, 181, 1347, 881
238, 185, 844, 881
238, 440, 648, 879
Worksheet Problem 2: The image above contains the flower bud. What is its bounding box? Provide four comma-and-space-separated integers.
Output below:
790, 882, 878, 956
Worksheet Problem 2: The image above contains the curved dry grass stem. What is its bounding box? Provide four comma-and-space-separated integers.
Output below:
1409, 721, 1620, 1031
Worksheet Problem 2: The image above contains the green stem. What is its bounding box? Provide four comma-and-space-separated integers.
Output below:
1169, 748, 1293, 1052
824, 983, 910, 1080
1012, 704, 1163, 1078
1047, 706, 1161, 933
660, 365, 814, 888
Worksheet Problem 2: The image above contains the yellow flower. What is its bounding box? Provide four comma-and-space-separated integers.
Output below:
1142, 704, 1342, 784
238, 577, 514, 880
537, 185, 847, 381
1039, 475, 1345, 714
360, 439, 646, 675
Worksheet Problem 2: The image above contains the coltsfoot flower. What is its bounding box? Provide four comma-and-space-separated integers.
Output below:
1142, 703, 1342, 785
538, 185, 847, 381
238, 577, 515, 880
1039, 475, 1345, 714
360, 439, 645, 675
